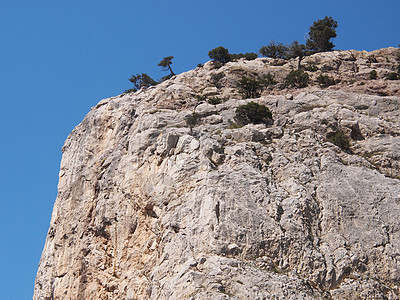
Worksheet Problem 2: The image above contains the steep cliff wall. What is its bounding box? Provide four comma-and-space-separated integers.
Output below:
34, 48, 400, 299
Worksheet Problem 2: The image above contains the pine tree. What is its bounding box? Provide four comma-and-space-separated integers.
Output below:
158, 56, 176, 79
306, 16, 338, 52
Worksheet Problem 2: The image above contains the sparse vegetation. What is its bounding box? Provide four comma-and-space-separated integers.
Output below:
259, 41, 288, 59
193, 94, 207, 101
126, 17, 341, 93
286, 41, 308, 69
238, 76, 264, 98
185, 112, 199, 134
262, 72, 277, 86
230, 52, 258, 61
208, 46, 259, 66
227, 120, 242, 129
386, 72, 399, 80
327, 131, 350, 150
208, 97, 223, 105
208, 46, 231, 64
258, 17, 337, 70
128, 73, 158, 92
369, 70, 378, 80
284, 69, 310, 88
317, 74, 336, 87
234, 102, 273, 126
211, 72, 225, 88
303, 63, 319, 72
123, 88, 137, 94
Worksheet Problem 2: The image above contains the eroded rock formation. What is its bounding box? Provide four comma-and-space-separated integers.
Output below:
34, 48, 400, 299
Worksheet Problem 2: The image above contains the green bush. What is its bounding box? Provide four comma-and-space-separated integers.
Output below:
128, 73, 158, 92
234, 102, 273, 126
238, 76, 264, 98
211, 72, 225, 88
243, 52, 259, 60
230, 52, 258, 61
123, 88, 137, 94
284, 69, 310, 88
386, 72, 399, 80
194, 94, 207, 101
328, 131, 350, 150
303, 64, 318, 72
369, 70, 378, 80
259, 41, 288, 59
208, 97, 223, 105
208, 46, 231, 64
287, 41, 308, 69
316, 74, 336, 87
262, 72, 277, 86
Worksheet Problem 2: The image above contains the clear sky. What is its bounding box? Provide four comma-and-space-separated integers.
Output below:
0, 1, 399, 299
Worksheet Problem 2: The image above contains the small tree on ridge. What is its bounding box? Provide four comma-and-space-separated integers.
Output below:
306, 16, 338, 52
208, 46, 231, 64
158, 56, 176, 80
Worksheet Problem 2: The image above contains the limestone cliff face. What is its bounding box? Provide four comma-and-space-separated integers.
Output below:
34, 48, 400, 299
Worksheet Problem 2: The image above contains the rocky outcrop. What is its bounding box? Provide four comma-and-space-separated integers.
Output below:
34, 48, 400, 299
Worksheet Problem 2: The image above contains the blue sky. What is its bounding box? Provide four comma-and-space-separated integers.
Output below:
0, 1, 399, 298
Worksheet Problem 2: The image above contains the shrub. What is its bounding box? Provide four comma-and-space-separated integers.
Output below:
234, 102, 273, 126
208, 97, 223, 105
185, 112, 199, 134
208, 46, 231, 64
262, 72, 277, 86
259, 41, 288, 59
327, 131, 350, 150
386, 72, 399, 80
303, 64, 318, 72
194, 94, 207, 101
367, 55, 377, 64
211, 72, 225, 88
227, 120, 242, 129
129, 73, 158, 91
238, 76, 264, 98
369, 70, 378, 80
230, 52, 258, 61
161, 74, 173, 82
243, 52, 258, 60
316, 74, 336, 87
284, 69, 310, 88
286, 41, 308, 69
123, 88, 137, 94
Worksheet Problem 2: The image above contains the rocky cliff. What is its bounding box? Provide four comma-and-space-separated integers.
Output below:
34, 48, 400, 299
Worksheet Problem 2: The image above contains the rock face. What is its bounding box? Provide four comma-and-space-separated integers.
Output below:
34, 48, 400, 299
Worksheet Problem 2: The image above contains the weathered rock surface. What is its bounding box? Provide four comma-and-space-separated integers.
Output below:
34, 48, 400, 299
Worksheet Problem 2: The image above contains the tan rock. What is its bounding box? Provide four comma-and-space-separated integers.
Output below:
34, 48, 400, 300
